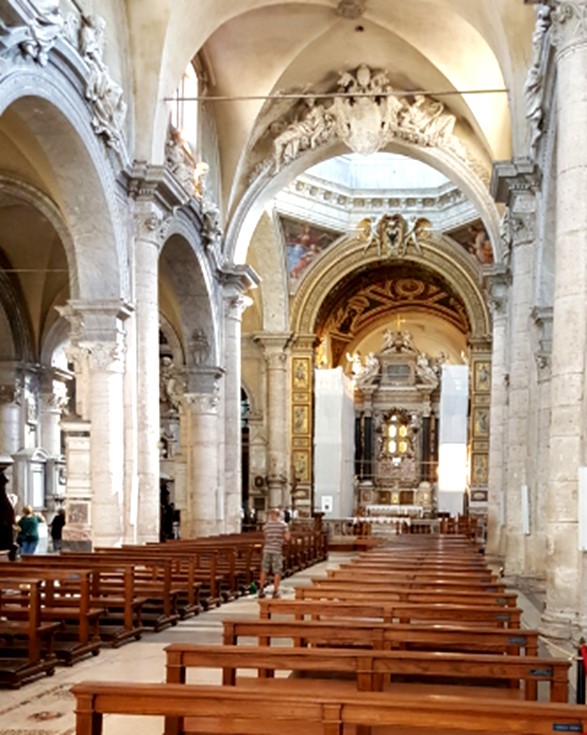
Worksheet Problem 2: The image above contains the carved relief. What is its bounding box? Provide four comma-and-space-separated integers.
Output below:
359, 213, 432, 258
551, 1, 587, 50
292, 358, 310, 389
183, 389, 220, 414
525, 5, 551, 159
201, 199, 223, 250
189, 329, 210, 366
262, 65, 485, 183
0, 0, 64, 66
71, 13, 127, 151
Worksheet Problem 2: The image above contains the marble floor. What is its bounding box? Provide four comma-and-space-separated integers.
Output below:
0, 552, 571, 735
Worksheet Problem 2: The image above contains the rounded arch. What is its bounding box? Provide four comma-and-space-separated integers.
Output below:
0, 66, 129, 302
290, 235, 491, 341
225, 139, 501, 268
159, 225, 219, 369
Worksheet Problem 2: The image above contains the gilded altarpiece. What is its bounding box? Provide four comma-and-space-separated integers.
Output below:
290, 335, 315, 517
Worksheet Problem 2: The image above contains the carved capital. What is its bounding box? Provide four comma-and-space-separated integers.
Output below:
0, 384, 20, 405
226, 294, 253, 320
134, 208, 171, 248
40, 391, 68, 412
551, 1, 587, 53
65, 340, 124, 373
183, 388, 220, 414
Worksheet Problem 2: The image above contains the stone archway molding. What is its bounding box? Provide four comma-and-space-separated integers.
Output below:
291, 234, 491, 340
226, 137, 502, 269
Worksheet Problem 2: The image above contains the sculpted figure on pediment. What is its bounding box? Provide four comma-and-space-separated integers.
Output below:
79, 14, 127, 151
165, 127, 196, 194
0, 0, 63, 65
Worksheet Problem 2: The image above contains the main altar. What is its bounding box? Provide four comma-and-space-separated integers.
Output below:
351, 330, 444, 517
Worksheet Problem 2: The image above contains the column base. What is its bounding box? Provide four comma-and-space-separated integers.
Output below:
540, 608, 575, 642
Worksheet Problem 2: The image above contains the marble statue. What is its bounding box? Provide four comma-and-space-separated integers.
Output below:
165, 127, 196, 194
0, 0, 63, 66
79, 14, 127, 151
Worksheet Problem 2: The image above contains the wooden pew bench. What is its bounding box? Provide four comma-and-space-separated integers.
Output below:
23, 556, 146, 646
0, 577, 59, 687
0, 566, 102, 664
164, 642, 570, 702
298, 583, 518, 608
289, 596, 522, 627
222, 617, 540, 656
71, 680, 587, 735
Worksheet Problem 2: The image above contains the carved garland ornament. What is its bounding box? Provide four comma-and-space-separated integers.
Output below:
254, 65, 486, 184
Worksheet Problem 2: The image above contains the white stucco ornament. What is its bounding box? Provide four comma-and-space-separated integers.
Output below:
266, 64, 481, 181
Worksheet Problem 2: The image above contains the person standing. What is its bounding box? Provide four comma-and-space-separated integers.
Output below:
17, 505, 41, 555
0, 472, 16, 559
49, 508, 66, 552
258, 508, 290, 599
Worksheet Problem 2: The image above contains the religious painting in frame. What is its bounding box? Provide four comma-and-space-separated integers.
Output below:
472, 408, 489, 438
471, 454, 488, 484
474, 362, 491, 392
292, 404, 310, 435
292, 450, 310, 482
292, 357, 310, 390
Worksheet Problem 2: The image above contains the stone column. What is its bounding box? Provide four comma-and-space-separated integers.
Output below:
182, 373, 222, 537
134, 207, 168, 543
544, 1, 587, 637
59, 301, 131, 548
223, 291, 252, 532
502, 200, 536, 580
254, 333, 291, 510
0, 381, 21, 456
485, 272, 509, 560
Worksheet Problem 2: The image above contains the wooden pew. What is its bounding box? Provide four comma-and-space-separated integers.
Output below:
71, 681, 587, 735
297, 583, 518, 608
222, 618, 539, 655
22, 556, 145, 646
0, 566, 102, 664
0, 577, 59, 687
164, 642, 570, 702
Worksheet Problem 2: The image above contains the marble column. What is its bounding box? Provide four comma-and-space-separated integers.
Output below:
183, 376, 222, 537
485, 273, 509, 560
59, 301, 131, 548
223, 292, 252, 532
254, 333, 291, 510
0, 382, 21, 456
544, 1, 587, 637
134, 208, 168, 543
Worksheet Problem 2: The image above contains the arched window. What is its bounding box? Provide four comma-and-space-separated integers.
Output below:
169, 62, 199, 154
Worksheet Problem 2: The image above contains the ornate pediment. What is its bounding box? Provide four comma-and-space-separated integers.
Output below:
252, 64, 487, 184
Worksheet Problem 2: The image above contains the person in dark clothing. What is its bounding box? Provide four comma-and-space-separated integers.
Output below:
0, 472, 15, 558
50, 508, 66, 552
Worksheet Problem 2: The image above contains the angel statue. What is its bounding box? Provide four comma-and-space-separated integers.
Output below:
403, 217, 432, 255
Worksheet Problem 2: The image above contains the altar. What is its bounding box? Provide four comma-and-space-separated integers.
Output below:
350, 330, 443, 517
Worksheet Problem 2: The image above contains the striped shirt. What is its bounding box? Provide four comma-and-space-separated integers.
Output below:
263, 519, 288, 554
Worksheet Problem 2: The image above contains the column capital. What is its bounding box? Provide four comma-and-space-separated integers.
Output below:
551, 1, 587, 54
253, 332, 293, 365
57, 299, 133, 344
66, 341, 125, 374
485, 268, 511, 317
134, 204, 172, 249
185, 365, 224, 395
491, 158, 540, 205
182, 389, 220, 415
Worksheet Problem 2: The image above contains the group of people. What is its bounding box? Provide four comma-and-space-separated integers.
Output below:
0, 473, 66, 558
